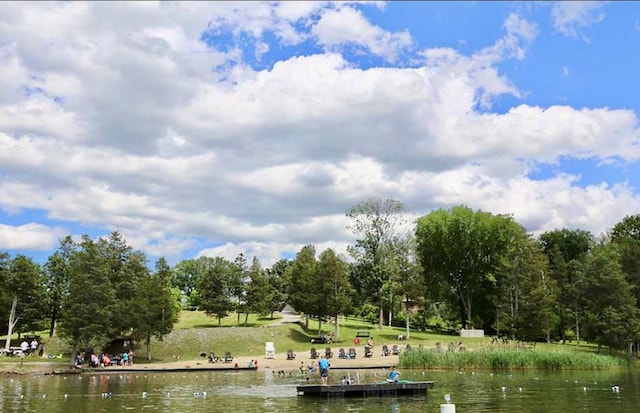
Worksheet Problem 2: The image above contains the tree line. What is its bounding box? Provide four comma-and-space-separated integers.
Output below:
2, 200, 640, 358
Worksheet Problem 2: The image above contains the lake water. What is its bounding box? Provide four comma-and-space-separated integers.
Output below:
1, 367, 639, 412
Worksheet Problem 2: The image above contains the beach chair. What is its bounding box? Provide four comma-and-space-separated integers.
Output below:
348, 347, 357, 359
265, 342, 276, 359
364, 346, 373, 358
287, 349, 296, 360
391, 344, 401, 355
310, 347, 319, 359
224, 351, 233, 363
381, 345, 389, 356
338, 348, 347, 359
325, 347, 333, 358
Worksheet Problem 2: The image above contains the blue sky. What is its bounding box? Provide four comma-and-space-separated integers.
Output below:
0, 1, 639, 266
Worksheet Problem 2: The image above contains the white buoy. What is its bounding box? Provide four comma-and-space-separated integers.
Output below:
440, 394, 456, 413
440, 404, 456, 413
611, 385, 620, 393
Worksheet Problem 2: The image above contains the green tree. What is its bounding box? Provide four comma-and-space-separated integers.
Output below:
582, 244, 640, 355
172, 258, 205, 308
58, 235, 116, 362
232, 253, 248, 326
1, 254, 46, 350
497, 235, 555, 341
99, 232, 149, 337
539, 228, 593, 344
389, 235, 424, 339
611, 214, 640, 307
287, 245, 317, 329
43, 236, 75, 337
133, 258, 180, 360
315, 248, 352, 339
416, 205, 522, 329
245, 256, 273, 323
197, 257, 236, 325
266, 259, 291, 318
346, 198, 406, 330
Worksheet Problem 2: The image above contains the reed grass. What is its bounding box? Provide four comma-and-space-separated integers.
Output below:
398, 347, 627, 370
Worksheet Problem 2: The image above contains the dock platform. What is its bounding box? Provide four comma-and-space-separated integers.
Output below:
296, 381, 434, 398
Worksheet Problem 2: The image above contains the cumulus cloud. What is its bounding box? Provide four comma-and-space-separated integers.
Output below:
312, 5, 412, 62
550, 1, 607, 39
0, 3, 638, 263
0, 223, 67, 251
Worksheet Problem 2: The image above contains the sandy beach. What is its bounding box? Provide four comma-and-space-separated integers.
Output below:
106, 348, 399, 372
1, 347, 400, 376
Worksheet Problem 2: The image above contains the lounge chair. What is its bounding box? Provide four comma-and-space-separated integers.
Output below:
364, 346, 373, 358
348, 347, 357, 359
381, 345, 389, 356
310, 347, 319, 359
224, 351, 233, 363
265, 342, 276, 359
391, 344, 400, 355
287, 349, 296, 360
338, 348, 347, 359
325, 347, 333, 358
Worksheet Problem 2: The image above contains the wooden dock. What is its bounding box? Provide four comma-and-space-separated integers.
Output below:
296, 381, 434, 398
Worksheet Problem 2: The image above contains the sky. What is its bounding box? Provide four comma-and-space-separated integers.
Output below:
1, 1, 639, 267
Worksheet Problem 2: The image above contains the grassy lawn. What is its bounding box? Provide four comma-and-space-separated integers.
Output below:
1, 310, 614, 368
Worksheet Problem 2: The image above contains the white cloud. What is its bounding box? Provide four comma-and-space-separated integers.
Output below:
0, 223, 67, 251
0, 2, 638, 265
312, 5, 412, 62
550, 1, 607, 39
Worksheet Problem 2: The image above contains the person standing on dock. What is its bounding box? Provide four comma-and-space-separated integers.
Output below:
387, 366, 400, 383
317, 353, 330, 385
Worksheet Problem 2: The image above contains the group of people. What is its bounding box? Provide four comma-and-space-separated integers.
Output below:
75, 349, 135, 368
19, 338, 43, 357
308, 352, 400, 386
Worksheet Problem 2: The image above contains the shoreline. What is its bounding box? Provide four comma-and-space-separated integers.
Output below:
1, 350, 399, 376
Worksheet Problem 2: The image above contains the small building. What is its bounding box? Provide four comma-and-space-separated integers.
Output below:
103, 336, 134, 355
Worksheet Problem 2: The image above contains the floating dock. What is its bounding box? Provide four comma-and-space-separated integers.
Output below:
296, 381, 434, 398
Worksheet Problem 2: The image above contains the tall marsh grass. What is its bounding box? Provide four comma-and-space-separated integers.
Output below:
398, 347, 627, 370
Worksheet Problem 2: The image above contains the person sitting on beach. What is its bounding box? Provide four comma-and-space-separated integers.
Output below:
367, 337, 375, 348
457, 341, 467, 351
387, 366, 400, 383
307, 361, 316, 374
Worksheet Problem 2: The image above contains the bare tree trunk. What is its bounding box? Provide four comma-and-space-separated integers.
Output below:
334, 315, 340, 340
4, 296, 18, 351
575, 306, 580, 346
405, 304, 410, 339
146, 335, 152, 361
377, 287, 383, 330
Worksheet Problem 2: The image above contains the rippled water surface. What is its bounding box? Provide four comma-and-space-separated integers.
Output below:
1, 367, 639, 412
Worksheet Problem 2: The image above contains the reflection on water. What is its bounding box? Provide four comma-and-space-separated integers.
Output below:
1, 368, 639, 412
